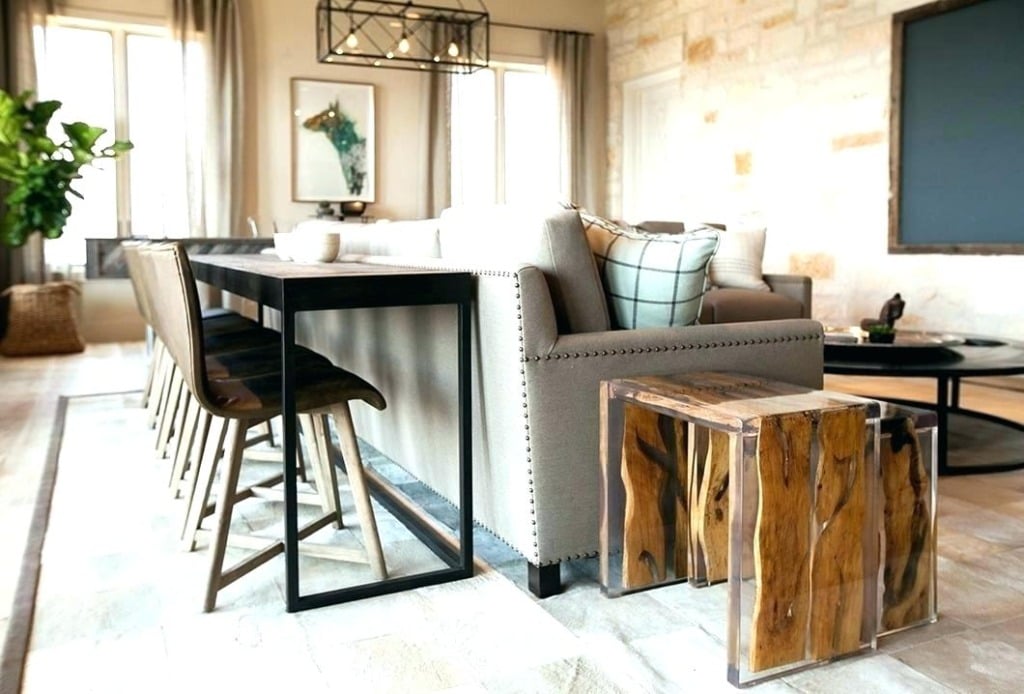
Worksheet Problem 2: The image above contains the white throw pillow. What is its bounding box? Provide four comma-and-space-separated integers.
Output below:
582, 212, 720, 329
708, 227, 771, 291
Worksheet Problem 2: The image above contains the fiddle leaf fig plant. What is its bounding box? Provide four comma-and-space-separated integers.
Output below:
0, 88, 133, 247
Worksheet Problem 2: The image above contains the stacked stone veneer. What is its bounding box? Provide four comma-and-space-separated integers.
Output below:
605, 0, 1024, 336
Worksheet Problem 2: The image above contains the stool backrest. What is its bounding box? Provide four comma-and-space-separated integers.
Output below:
137, 242, 209, 406
122, 241, 155, 327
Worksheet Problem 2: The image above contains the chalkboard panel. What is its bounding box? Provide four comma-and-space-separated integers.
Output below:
889, 0, 1024, 254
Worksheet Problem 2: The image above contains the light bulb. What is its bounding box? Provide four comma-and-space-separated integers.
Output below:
345, 31, 359, 49
398, 35, 411, 54
447, 41, 460, 58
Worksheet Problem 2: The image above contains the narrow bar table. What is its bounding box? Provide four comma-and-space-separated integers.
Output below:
191, 254, 474, 612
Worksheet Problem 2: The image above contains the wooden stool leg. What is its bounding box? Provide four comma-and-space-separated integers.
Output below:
258, 419, 276, 448
164, 378, 191, 459
147, 348, 173, 429
204, 418, 248, 612
312, 412, 345, 528
141, 336, 162, 408
298, 414, 326, 508
156, 368, 184, 457
330, 402, 386, 579
169, 394, 200, 495
181, 414, 227, 549
176, 407, 211, 511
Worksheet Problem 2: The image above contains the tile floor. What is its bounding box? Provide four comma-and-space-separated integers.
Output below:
3, 343, 1024, 692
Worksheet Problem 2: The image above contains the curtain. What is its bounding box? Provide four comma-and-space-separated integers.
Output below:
544, 30, 596, 210
424, 69, 451, 218
170, 0, 244, 238
423, 30, 451, 218
1, 0, 51, 303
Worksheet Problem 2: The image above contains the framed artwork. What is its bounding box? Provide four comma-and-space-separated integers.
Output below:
291, 78, 375, 203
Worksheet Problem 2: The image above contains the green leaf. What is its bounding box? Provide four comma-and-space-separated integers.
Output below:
70, 146, 96, 165
102, 140, 134, 156
63, 121, 105, 150
0, 87, 131, 246
28, 135, 57, 155
27, 99, 61, 128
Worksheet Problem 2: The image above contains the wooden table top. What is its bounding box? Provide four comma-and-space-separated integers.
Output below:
190, 253, 459, 279
604, 371, 880, 432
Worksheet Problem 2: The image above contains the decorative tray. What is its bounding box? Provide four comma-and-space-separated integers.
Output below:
823, 328, 965, 362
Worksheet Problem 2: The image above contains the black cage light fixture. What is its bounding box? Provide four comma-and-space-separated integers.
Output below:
317, 1, 490, 74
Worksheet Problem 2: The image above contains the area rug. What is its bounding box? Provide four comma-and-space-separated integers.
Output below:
4, 390, 983, 693
1, 392, 633, 693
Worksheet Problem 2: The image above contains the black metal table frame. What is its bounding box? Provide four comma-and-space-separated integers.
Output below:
825, 350, 1024, 476
192, 255, 474, 611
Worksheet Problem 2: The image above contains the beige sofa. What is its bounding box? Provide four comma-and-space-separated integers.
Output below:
294, 206, 824, 596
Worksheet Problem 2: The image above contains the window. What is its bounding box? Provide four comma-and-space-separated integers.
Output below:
36, 17, 189, 270
450, 62, 559, 206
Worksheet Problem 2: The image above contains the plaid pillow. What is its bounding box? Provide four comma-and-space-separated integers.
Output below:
581, 212, 720, 329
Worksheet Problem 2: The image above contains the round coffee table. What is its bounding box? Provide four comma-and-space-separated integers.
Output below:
823, 330, 1024, 475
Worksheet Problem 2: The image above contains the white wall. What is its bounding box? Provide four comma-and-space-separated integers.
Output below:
605, 0, 1024, 339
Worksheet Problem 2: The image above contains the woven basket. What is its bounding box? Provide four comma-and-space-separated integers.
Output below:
0, 282, 85, 357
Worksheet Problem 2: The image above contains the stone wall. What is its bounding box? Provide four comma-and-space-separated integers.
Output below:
605, 0, 1024, 337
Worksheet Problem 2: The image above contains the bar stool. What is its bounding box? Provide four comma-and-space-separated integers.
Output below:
139, 242, 388, 612
123, 242, 277, 454
123, 242, 301, 493
124, 242, 332, 549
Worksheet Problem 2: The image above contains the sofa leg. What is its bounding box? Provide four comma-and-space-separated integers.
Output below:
528, 562, 561, 598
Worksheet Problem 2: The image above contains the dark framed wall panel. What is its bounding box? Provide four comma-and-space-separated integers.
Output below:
889, 0, 1024, 254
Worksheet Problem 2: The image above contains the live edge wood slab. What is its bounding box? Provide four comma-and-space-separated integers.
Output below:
879, 412, 936, 634
599, 372, 883, 686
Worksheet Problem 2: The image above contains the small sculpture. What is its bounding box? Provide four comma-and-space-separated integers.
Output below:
860, 293, 905, 341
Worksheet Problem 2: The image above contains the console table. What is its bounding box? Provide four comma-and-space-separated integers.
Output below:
190, 254, 474, 612
599, 372, 883, 686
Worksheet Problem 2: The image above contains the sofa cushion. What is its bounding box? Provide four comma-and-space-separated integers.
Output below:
583, 215, 720, 329
438, 205, 610, 334
708, 227, 771, 291
699, 287, 804, 324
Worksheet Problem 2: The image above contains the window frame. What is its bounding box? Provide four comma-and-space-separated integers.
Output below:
450, 58, 554, 206
40, 14, 171, 246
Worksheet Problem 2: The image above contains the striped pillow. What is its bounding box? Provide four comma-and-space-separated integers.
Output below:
708, 227, 771, 291
582, 213, 720, 329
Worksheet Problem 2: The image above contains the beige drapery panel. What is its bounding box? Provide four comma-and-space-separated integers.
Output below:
170, 0, 244, 238
544, 30, 596, 211
424, 69, 451, 218
423, 30, 451, 218
0, 0, 52, 297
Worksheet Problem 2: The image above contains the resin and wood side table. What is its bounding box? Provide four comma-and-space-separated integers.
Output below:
877, 402, 938, 636
599, 371, 882, 687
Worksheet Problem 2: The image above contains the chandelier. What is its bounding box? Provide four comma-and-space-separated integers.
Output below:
317, 1, 490, 74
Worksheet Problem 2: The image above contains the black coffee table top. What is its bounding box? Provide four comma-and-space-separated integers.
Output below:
824, 329, 1024, 378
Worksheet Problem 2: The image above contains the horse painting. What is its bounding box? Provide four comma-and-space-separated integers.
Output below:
303, 100, 367, 197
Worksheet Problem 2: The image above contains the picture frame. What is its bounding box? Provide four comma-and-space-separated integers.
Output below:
291, 78, 375, 203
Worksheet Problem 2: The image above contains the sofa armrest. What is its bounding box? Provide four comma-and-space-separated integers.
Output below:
764, 273, 812, 318
529, 318, 823, 388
